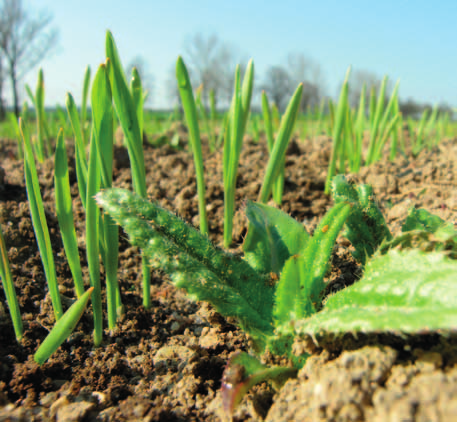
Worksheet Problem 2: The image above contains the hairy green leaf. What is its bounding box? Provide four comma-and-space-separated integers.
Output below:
273, 254, 313, 325
332, 174, 392, 264
292, 249, 457, 337
243, 201, 309, 274
403, 207, 448, 233
96, 188, 275, 345
299, 202, 351, 307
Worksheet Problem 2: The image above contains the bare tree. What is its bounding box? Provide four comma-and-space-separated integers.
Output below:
181, 33, 242, 109
0, 0, 58, 116
0, 58, 6, 120
286, 53, 325, 112
166, 61, 182, 109
126, 55, 154, 106
261, 66, 293, 112
399, 98, 452, 119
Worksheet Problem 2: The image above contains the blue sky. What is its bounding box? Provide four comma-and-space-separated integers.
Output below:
15, 0, 457, 108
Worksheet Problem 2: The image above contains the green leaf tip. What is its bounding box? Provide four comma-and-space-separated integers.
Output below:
34, 287, 93, 365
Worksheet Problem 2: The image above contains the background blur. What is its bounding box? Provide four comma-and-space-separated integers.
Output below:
1, 0, 456, 114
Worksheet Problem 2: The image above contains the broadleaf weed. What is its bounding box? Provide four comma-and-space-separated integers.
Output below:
98, 173, 457, 415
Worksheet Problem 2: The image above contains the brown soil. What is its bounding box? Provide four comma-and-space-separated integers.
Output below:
0, 132, 456, 421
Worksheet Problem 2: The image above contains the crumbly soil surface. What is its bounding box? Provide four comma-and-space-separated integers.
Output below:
0, 130, 456, 421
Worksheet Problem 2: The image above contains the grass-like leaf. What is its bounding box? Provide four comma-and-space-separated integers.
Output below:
86, 128, 103, 345
81, 65, 91, 147
91, 63, 121, 329
20, 118, 63, 321
130, 67, 144, 139
325, 67, 350, 194
34, 287, 93, 365
223, 60, 254, 247
105, 31, 151, 309
258, 83, 303, 204
66, 93, 88, 209
54, 129, 85, 298
35, 69, 51, 161
175, 56, 208, 235
261, 91, 286, 204
0, 224, 23, 341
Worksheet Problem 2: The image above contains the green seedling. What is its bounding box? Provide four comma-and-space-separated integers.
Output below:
54, 129, 85, 298
98, 189, 275, 346
34, 287, 93, 365
242, 200, 309, 274
368, 85, 376, 127
389, 98, 401, 161
257, 83, 303, 205
209, 88, 217, 144
412, 108, 430, 155
315, 98, 327, 137
325, 67, 350, 193
366, 79, 400, 165
261, 91, 285, 204
66, 92, 88, 209
54, 105, 71, 138
438, 112, 450, 142
91, 63, 121, 331
106, 31, 151, 310
351, 83, 366, 172
195, 85, 215, 152
20, 118, 63, 321
6, 112, 23, 159
81, 65, 91, 147
250, 114, 261, 142
424, 104, 439, 150
325, 72, 405, 180
223, 60, 254, 247
176, 56, 209, 235
0, 224, 23, 341
288, 182, 457, 339
130, 67, 144, 139
271, 102, 280, 130
262, 91, 274, 153
25, 69, 51, 162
